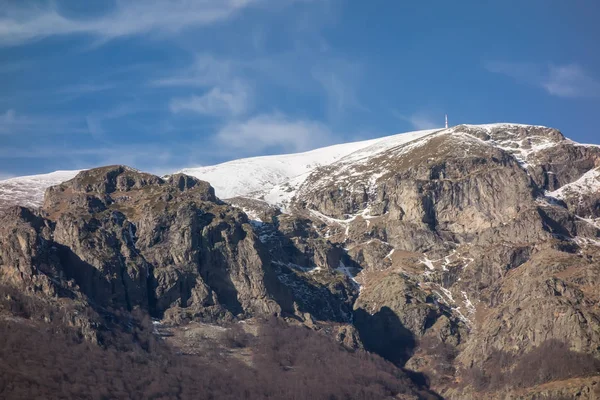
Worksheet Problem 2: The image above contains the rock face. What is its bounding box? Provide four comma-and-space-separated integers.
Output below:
241, 124, 600, 399
3, 124, 600, 399
1, 166, 289, 329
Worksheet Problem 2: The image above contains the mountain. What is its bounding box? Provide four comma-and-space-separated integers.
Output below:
0, 170, 80, 211
2, 123, 600, 399
0, 128, 438, 212
180, 128, 440, 201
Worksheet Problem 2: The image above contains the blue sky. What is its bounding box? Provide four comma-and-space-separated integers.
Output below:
1, 0, 599, 178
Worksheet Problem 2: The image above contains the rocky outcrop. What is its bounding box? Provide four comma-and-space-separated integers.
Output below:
252, 125, 600, 398
2, 166, 291, 328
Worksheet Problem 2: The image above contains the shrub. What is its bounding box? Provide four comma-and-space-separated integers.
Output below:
0, 312, 438, 400
511, 340, 600, 388
462, 340, 600, 392
220, 322, 252, 348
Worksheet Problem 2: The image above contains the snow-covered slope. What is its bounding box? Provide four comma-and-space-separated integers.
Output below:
178, 139, 384, 199
0, 170, 81, 211
461, 123, 562, 168
258, 128, 442, 209
547, 167, 600, 200
258, 123, 569, 210
180, 129, 441, 200
1, 123, 597, 213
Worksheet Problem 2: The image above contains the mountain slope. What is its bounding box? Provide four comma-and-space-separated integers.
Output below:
2, 123, 600, 399
179, 128, 440, 200
0, 124, 572, 212
0, 170, 80, 212
0, 128, 439, 212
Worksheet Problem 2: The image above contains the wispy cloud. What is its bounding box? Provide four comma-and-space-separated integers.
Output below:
0, 142, 178, 175
170, 82, 251, 116
215, 113, 336, 155
0, 109, 83, 135
543, 64, 600, 97
59, 83, 116, 95
152, 54, 232, 88
157, 50, 366, 123
84, 103, 146, 141
311, 62, 366, 116
156, 54, 252, 117
394, 111, 442, 130
0, 0, 260, 46
485, 61, 600, 98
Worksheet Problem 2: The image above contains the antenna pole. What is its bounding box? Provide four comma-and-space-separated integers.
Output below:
445, 114, 448, 129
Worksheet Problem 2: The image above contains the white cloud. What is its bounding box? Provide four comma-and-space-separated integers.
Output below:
394, 111, 442, 131
407, 115, 440, 130
215, 113, 335, 154
0, 109, 90, 137
60, 83, 115, 95
85, 116, 105, 139
152, 54, 233, 88
84, 103, 145, 140
0, 0, 260, 46
485, 61, 600, 98
0, 109, 43, 135
0, 143, 177, 174
156, 50, 366, 120
311, 60, 366, 117
170, 83, 250, 116
543, 64, 600, 98
157, 55, 251, 117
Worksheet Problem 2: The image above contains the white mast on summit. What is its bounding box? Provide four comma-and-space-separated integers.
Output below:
445, 114, 448, 129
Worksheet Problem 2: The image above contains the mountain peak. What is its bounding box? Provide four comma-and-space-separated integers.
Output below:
0, 123, 587, 212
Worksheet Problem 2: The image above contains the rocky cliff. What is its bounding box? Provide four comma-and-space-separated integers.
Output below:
244, 124, 600, 398
1, 166, 290, 330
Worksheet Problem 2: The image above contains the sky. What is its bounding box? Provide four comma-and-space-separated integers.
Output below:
0, 0, 599, 178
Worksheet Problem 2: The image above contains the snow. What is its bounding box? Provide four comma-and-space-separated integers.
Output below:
260, 173, 310, 211
462, 291, 476, 315
430, 284, 472, 325
337, 260, 361, 290
298, 129, 444, 195
573, 236, 600, 247
0, 170, 80, 187
462, 123, 548, 130
0, 170, 81, 209
385, 248, 395, 259
458, 124, 562, 169
547, 168, 600, 200
1, 123, 598, 214
181, 128, 441, 203
421, 257, 436, 271
328, 129, 441, 167
179, 136, 386, 200
574, 143, 600, 149
439, 286, 455, 302
575, 216, 600, 230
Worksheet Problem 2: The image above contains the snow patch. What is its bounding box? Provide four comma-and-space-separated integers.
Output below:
421, 257, 435, 271
338, 260, 361, 290
547, 168, 600, 200
0, 169, 81, 209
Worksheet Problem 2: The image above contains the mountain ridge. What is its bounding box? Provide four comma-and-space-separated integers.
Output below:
2, 123, 600, 399
0, 122, 582, 213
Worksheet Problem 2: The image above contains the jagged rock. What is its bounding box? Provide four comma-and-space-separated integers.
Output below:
4, 166, 292, 326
